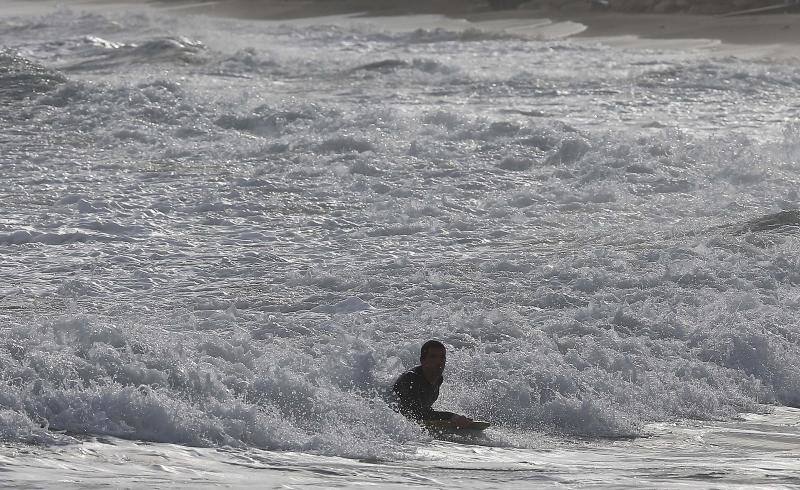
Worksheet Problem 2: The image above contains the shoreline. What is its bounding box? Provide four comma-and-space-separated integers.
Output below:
3, 0, 799, 59
161, 0, 800, 44
161, 0, 800, 60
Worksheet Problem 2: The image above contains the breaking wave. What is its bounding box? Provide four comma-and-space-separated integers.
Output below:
1, 6, 800, 461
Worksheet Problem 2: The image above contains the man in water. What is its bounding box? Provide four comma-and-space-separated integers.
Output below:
392, 340, 473, 427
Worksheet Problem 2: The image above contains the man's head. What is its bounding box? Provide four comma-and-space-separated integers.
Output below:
420, 340, 446, 377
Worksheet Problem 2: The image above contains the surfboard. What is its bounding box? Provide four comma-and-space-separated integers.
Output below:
422, 420, 491, 433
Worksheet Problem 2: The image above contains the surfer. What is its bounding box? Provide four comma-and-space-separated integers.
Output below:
392, 340, 473, 427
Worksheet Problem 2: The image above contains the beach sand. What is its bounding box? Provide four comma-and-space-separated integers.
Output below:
152, 0, 800, 60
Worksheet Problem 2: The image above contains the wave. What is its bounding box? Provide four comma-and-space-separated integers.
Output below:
0, 228, 136, 245
215, 105, 316, 136
0, 50, 66, 101
0, 315, 421, 457
62, 36, 207, 71
3, 6, 800, 459
739, 209, 800, 234
206, 48, 281, 78
3, 274, 798, 455
636, 62, 800, 94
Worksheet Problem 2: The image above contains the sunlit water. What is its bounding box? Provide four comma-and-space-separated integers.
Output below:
1, 2, 800, 487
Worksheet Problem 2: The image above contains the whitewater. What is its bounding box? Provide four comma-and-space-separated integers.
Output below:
1, 1, 800, 487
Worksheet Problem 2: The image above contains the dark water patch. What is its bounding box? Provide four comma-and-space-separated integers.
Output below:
350, 59, 409, 73
636, 63, 800, 96
316, 136, 374, 154
207, 48, 280, 78
501, 108, 548, 118
0, 229, 130, 245
740, 210, 800, 234
216, 109, 312, 136
544, 137, 591, 165
348, 58, 457, 78
497, 156, 534, 171
0, 51, 66, 101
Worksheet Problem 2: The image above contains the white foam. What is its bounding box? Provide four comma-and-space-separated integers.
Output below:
1, 5, 800, 485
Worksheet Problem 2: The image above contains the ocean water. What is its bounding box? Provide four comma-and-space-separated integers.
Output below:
1, 2, 800, 487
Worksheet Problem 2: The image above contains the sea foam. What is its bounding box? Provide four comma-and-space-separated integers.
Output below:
1, 6, 800, 459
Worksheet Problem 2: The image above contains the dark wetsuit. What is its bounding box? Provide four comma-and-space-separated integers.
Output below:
392, 366, 455, 421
